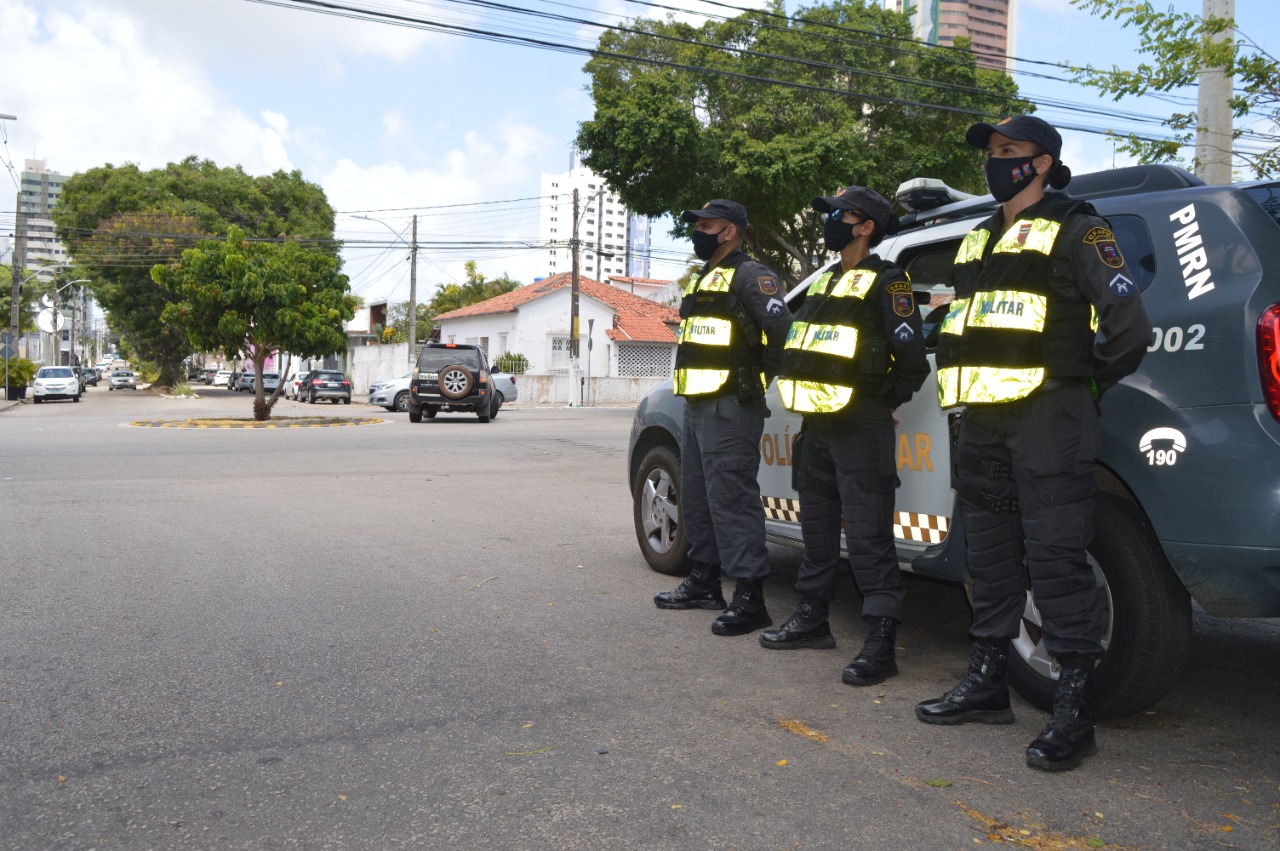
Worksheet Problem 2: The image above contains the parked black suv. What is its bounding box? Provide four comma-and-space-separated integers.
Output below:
628, 164, 1280, 719
300, 369, 352, 404
408, 343, 495, 423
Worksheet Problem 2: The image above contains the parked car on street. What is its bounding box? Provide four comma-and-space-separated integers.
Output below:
257, 372, 281, 394
81, 367, 100, 387
234, 372, 256, 392
300, 369, 352, 404
33, 366, 81, 403
286, 373, 307, 400
408, 343, 496, 422
628, 164, 1280, 721
211, 370, 232, 387
368, 372, 411, 412
108, 369, 137, 391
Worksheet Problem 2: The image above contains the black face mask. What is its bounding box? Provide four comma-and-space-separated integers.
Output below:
691, 228, 726, 261
823, 215, 860, 252
985, 155, 1041, 203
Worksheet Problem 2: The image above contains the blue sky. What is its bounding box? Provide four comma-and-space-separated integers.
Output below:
2, 0, 1275, 307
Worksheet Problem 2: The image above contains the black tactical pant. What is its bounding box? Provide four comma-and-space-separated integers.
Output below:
681, 394, 769, 580
794, 401, 905, 620
953, 383, 1103, 658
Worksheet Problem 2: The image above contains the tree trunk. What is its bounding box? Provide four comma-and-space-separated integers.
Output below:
251, 350, 270, 421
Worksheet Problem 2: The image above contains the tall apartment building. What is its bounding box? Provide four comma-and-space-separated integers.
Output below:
14, 159, 71, 283
539, 166, 651, 281
884, 0, 1018, 73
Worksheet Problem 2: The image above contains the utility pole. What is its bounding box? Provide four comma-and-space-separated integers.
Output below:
408, 213, 418, 367
1195, 0, 1234, 184
5, 113, 21, 356
570, 188, 581, 406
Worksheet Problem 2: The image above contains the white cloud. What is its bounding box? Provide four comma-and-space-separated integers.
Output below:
326, 116, 557, 300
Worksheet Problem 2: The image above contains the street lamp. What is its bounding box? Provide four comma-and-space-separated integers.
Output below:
355, 214, 418, 367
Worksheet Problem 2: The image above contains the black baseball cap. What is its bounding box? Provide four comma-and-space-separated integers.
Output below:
812, 186, 900, 237
680, 199, 748, 229
966, 115, 1062, 161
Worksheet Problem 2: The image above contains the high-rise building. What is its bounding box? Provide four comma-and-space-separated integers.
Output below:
14, 159, 71, 283
884, 0, 1017, 73
539, 165, 651, 281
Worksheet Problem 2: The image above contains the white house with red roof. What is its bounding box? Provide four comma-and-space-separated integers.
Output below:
432, 272, 680, 385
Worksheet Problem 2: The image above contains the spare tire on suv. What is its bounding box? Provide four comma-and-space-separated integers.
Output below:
407, 343, 495, 423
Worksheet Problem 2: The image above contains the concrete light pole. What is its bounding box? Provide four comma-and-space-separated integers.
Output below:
1195, 0, 1235, 184
355, 214, 418, 366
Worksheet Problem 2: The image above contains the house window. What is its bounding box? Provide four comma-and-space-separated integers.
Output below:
550, 335, 570, 372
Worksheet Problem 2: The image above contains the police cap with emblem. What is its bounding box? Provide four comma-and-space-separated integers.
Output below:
812, 186, 901, 239
681, 199, 748, 229
966, 115, 1063, 161
966, 115, 1072, 189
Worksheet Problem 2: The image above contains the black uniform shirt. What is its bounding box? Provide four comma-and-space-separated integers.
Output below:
1047, 209, 1153, 395
701, 248, 794, 378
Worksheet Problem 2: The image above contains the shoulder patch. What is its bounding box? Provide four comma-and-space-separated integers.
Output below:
757, 276, 778, 296
1083, 226, 1125, 269
893, 322, 915, 342
765, 297, 785, 316
1109, 273, 1136, 297
887, 281, 914, 317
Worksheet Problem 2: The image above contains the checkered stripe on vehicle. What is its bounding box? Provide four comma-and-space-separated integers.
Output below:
762, 497, 950, 544
761, 496, 801, 523
894, 512, 950, 544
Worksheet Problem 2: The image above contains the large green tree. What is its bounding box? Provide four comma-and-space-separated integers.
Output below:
575, 0, 1028, 284
153, 226, 356, 420
52, 157, 338, 384
1071, 0, 1277, 178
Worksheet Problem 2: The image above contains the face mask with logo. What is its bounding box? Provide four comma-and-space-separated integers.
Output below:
822, 211, 859, 252
985, 155, 1041, 203
691, 228, 725, 261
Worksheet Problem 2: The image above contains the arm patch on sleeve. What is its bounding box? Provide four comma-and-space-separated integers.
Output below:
1083, 226, 1125, 269
887, 280, 915, 316
757, 276, 778, 296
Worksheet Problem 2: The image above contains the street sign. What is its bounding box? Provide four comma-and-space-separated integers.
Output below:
0, 344, 13, 361
0, 330, 13, 348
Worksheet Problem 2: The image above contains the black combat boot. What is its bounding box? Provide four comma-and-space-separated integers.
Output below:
915, 639, 1016, 725
711, 579, 772, 636
758, 598, 834, 649
842, 616, 899, 686
1026, 660, 1097, 772
653, 561, 726, 610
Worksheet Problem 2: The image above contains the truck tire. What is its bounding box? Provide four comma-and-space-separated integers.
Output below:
408, 404, 423, 423
632, 443, 690, 576
1005, 493, 1192, 720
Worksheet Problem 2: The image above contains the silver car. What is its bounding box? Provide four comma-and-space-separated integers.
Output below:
368, 373, 411, 412
108, 370, 137, 391
490, 369, 519, 408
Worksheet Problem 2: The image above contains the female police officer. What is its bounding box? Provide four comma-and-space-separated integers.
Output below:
758, 186, 928, 686
914, 116, 1151, 772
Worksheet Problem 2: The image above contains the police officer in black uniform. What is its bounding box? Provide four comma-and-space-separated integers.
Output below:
914, 116, 1152, 772
758, 187, 929, 686
653, 200, 794, 636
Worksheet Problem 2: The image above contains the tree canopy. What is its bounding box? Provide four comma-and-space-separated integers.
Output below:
1071, 0, 1279, 178
52, 157, 338, 384
382, 261, 520, 344
153, 226, 356, 420
575, 0, 1028, 283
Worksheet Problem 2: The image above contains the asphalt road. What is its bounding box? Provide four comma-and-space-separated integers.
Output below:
1, 387, 1277, 849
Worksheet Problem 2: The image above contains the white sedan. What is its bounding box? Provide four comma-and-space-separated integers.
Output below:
33, 366, 81, 403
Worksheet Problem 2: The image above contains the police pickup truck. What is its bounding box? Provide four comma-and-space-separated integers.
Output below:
627, 164, 1280, 719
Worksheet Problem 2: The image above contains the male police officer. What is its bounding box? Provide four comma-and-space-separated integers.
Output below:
654, 200, 794, 636
759, 187, 929, 686
915, 116, 1151, 772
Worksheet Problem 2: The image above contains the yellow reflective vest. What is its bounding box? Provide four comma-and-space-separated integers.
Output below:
937, 195, 1097, 409
673, 266, 760, 397
776, 259, 893, 414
